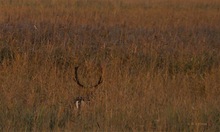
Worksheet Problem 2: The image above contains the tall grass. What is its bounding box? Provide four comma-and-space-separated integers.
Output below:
0, 0, 220, 131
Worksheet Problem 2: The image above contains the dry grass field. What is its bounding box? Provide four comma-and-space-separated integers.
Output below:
0, 0, 220, 131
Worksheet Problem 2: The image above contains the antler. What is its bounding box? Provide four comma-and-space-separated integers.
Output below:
74, 64, 103, 89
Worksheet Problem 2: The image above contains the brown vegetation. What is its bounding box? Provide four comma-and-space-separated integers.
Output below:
0, 0, 220, 131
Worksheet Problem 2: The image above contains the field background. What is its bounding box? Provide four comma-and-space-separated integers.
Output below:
0, 0, 220, 131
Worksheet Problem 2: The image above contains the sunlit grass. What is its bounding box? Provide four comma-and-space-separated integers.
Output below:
0, 0, 220, 131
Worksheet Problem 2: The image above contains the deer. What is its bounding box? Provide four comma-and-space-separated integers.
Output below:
73, 63, 103, 112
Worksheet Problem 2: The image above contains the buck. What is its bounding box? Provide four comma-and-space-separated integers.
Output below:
73, 64, 103, 111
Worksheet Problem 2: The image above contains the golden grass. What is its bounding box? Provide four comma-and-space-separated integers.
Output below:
0, 0, 220, 131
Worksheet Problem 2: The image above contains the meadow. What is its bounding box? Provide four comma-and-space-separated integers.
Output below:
0, 0, 220, 131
